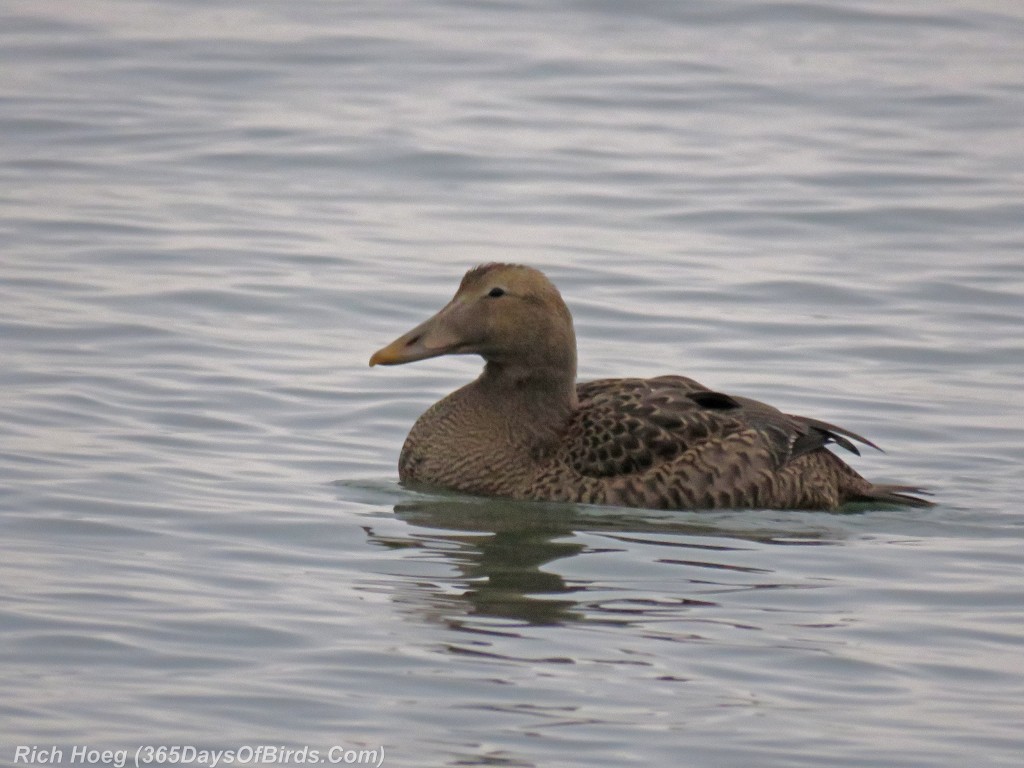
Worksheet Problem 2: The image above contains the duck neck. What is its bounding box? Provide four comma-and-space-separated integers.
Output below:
478, 358, 578, 429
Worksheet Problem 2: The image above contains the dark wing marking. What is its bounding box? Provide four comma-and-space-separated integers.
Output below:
569, 379, 880, 479
568, 379, 753, 478
791, 414, 881, 456
689, 389, 880, 458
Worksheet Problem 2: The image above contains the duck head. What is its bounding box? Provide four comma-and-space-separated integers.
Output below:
369, 263, 577, 383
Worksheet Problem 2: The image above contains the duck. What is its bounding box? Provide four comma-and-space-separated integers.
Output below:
369, 263, 932, 511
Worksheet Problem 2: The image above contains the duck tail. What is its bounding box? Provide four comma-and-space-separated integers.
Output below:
856, 483, 936, 508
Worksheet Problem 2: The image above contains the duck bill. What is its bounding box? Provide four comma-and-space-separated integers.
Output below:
369, 304, 468, 366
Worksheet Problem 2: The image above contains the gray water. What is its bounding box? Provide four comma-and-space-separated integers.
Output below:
2, 1, 1023, 766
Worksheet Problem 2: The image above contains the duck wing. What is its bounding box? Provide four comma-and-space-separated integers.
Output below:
567, 376, 877, 480
689, 391, 881, 458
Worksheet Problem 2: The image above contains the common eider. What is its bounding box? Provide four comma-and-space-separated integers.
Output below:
370, 263, 932, 511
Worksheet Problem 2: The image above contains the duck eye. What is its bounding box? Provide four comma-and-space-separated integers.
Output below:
487, 286, 506, 298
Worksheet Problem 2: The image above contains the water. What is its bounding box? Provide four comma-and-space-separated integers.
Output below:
2, 1, 1023, 766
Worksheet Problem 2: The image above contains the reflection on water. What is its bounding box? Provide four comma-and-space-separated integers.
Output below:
363, 496, 843, 627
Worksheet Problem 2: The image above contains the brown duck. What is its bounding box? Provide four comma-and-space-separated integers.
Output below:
370, 263, 932, 511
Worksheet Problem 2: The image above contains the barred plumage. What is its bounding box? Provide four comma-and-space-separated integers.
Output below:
370, 264, 932, 511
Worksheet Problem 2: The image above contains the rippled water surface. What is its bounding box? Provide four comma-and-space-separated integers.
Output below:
3, 1, 1023, 766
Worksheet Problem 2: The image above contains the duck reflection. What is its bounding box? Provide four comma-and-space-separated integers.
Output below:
363, 495, 844, 627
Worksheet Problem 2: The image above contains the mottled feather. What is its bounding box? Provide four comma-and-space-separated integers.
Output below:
371, 264, 933, 511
